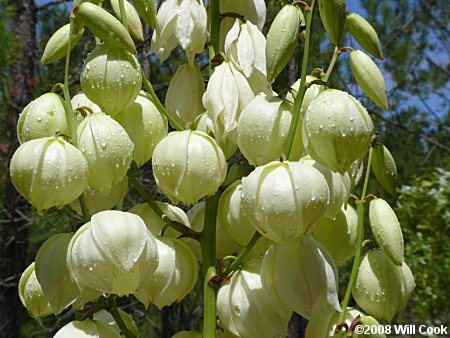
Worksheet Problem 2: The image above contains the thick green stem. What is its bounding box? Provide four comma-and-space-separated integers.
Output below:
63, 15, 77, 145
223, 232, 262, 276
209, 0, 221, 55
324, 46, 339, 81
78, 194, 90, 223
127, 169, 200, 238
339, 146, 374, 323
200, 193, 221, 338
140, 68, 184, 131
107, 296, 135, 338
284, 0, 316, 159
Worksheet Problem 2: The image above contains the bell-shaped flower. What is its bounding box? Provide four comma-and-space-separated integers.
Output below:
35, 233, 101, 314
302, 89, 374, 174
237, 92, 303, 166
115, 92, 168, 167
241, 161, 330, 242
186, 201, 240, 260
313, 205, 358, 266
217, 259, 290, 338
152, 130, 227, 204
203, 61, 255, 144
10, 137, 88, 213
218, 180, 256, 247
18, 262, 54, 318
67, 210, 159, 295
261, 237, 341, 319
81, 43, 142, 117
352, 249, 414, 321
195, 112, 238, 159
70, 179, 128, 216
53, 320, 121, 338
224, 19, 266, 78
286, 75, 326, 118
150, 0, 207, 63
17, 93, 75, 143
300, 156, 351, 219
219, 0, 266, 49
166, 62, 205, 127
77, 112, 134, 193
134, 236, 198, 309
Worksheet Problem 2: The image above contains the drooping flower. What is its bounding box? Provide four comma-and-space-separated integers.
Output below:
150, 0, 207, 63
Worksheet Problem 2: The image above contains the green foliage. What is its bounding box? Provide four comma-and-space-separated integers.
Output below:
395, 167, 450, 325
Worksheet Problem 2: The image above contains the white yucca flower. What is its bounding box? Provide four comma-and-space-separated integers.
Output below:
166, 62, 205, 127
203, 61, 255, 143
224, 19, 266, 78
150, 0, 207, 63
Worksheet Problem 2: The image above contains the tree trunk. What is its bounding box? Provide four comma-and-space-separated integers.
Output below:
0, 1, 35, 337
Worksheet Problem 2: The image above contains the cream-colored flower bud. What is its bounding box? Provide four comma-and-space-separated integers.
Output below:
110, 0, 144, 41
195, 113, 238, 159
203, 61, 255, 144
67, 211, 159, 295
186, 202, 240, 260
241, 161, 330, 242
18, 263, 53, 318
348, 158, 364, 190
134, 236, 198, 309
318, 0, 347, 46
237, 93, 303, 166
347, 12, 383, 60
115, 92, 168, 166
17, 93, 75, 143
313, 205, 358, 266
81, 43, 142, 116
70, 179, 128, 216
287, 75, 326, 118
53, 320, 121, 338
300, 156, 351, 219
352, 249, 411, 321
166, 62, 205, 127
152, 130, 227, 204
266, 4, 304, 82
302, 89, 374, 174
371, 143, 397, 196
150, 0, 207, 63
40, 24, 84, 65
261, 237, 341, 319
10, 137, 88, 213
369, 198, 404, 266
71, 91, 102, 117
35, 233, 101, 314
93, 309, 139, 337
350, 50, 388, 110
224, 19, 266, 78
217, 259, 290, 338
77, 112, 134, 193
218, 180, 256, 247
